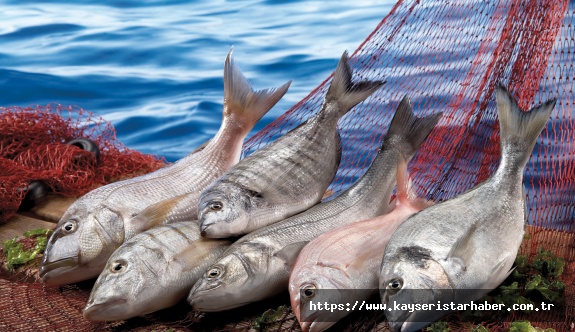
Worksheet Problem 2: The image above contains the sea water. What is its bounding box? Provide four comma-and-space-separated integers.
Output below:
1, 0, 393, 162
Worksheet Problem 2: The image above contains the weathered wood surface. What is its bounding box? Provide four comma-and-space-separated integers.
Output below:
0, 195, 75, 242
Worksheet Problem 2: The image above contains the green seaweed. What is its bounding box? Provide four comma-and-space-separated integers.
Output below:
508, 320, 555, 332
470, 324, 490, 332
426, 321, 450, 332
252, 305, 288, 331
2, 228, 53, 270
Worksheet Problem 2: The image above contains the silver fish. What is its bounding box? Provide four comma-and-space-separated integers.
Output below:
40, 50, 291, 285
188, 95, 442, 312
379, 85, 556, 332
289, 157, 433, 332
197, 51, 385, 238
83, 221, 230, 321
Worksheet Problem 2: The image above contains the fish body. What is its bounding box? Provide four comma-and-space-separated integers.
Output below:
289, 158, 433, 332
197, 51, 385, 238
379, 85, 556, 332
188, 94, 442, 312
40, 50, 291, 285
83, 221, 231, 321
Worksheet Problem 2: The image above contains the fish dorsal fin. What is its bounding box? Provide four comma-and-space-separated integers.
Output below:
274, 241, 309, 266
446, 223, 478, 274
173, 238, 231, 272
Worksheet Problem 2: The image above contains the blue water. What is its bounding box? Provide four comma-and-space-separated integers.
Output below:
1, 0, 394, 162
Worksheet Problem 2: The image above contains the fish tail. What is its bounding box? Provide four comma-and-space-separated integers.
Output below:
395, 154, 434, 210
384, 95, 442, 161
496, 84, 556, 170
223, 48, 292, 131
323, 51, 385, 119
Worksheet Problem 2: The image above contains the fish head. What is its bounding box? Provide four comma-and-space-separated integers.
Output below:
198, 184, 255, 238
40, 201, 125, 285
380, 246, 453, 332
188, 245, 267, 311
289, 263, 354, 332
83, 243, 155, 321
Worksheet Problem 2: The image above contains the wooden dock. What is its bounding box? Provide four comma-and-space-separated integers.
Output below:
0, 195, 76, 242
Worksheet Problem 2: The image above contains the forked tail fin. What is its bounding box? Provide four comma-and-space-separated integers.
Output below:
322, 51, 385, 119
496, 84, 556, 171
223, 48, 291, 132
384, 95, 442, 161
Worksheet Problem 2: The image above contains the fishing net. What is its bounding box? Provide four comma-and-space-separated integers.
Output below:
0, 104, 166, 223
1, 0, 574, 331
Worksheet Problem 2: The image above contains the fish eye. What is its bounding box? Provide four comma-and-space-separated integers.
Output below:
207, 266, 222, 278
208, 201, 223, 211
62, 220, 77, 233
302, 284, 316, 299
111, 260, 128, 273
387, 278, 403, 294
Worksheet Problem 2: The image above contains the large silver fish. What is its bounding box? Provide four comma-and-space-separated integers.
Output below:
187, 95, 442, 312
379, 85, 556, 332
289, 157, 433, 332
83, 222, 230, 321
197, 51, 384, 238
40, 50, 291, 285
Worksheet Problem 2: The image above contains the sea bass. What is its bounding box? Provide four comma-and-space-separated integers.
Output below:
83, 222, 230, 321
379, 85, 556, 332
188, 95, 442, 312
197, 51, 384, 238
40, 50, 291, 285
289, 156, 433, 332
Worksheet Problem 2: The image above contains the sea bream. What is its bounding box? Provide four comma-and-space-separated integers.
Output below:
83, 221, 231, 321
39, 50, 291, 285
289, 155, 433, 332
188, 95, 442, 312
379, 85, 556, 332
197, 51, 385, 238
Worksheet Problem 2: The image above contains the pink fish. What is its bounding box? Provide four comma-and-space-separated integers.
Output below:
289, 157, 433, 332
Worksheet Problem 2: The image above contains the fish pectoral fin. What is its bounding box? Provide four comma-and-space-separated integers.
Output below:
485, 254, 516, 289
132, 194, 192, 231
446, 223, 478, 273
173, 239, 231, 272
274, 241, 309, 267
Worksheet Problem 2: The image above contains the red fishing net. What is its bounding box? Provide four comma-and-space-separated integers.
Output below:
0, 104, 166, 223
1, 0, 574, 331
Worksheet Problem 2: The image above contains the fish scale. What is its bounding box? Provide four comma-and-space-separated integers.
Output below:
188, 94, 442, 312
40, 49, 291, 286
379, 85, 556, 332
198, 51, 385, 238
84, 221, 231, 321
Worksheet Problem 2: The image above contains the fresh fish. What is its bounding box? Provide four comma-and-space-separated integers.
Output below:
197, 51, 384, 238
289, 157, 433, 332
188, 95, 442, 312
379, 85, 556, 332
39, 50, 291, 285
83, 221, 231, 321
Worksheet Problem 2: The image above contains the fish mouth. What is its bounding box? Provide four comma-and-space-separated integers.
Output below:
188, 285, 251, 312
385, 309, 411, 332
83, 298, 128, 321
39, 257, 77, 280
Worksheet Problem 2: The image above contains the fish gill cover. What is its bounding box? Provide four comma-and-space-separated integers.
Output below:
0, 0, 574, 331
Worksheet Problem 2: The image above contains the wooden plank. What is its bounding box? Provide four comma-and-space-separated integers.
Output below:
29, 195, 76, 223
0, 215, 56, 242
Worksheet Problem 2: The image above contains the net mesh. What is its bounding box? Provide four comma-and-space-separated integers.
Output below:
0, 104, 166, 223
1, 0, 574, 330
